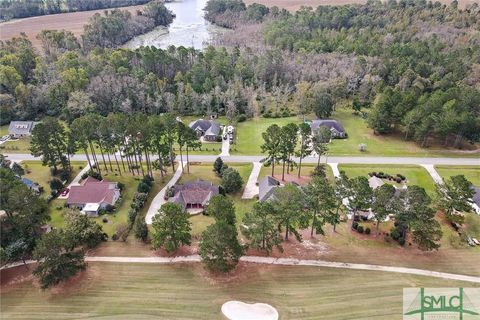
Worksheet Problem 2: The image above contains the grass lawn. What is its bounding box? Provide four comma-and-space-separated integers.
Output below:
435, 165, 480, 186
324, 108, 480, 157
232, 116, 301, 155
258, 163, 334, 183
338, 164, 436, 196
50, 165, 172, 238
177, 162, 255, 232
21, 161, 86, 196
1, 262, 477, 319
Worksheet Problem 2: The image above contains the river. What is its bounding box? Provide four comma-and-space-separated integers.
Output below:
124, 0, 227, 49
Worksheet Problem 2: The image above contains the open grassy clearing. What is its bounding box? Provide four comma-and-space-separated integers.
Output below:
338, 164, 436, 196
1, 262, 477, 320
323, 108, 479, 157
21, 161, 85, 196
258, 162, 334, 183
435, 165, 480, 186
233, 116, 300, 155
0, 5, 146, 50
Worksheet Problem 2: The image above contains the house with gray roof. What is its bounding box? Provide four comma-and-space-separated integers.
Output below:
189, 119, 221, 141
8, 121, 36, 138
258, 176, 281, 202
169, 179, 219, 210
310, 119, 346, 138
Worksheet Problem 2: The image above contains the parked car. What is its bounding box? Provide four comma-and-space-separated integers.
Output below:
451, 222, 461, 231
227, 125, 234, 134
223, 134, 227, 140
60, 188, 70, 197
472, 238, 480, 245
0, 135, 9, 141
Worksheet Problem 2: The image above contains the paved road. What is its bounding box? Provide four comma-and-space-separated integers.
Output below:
3, 153, 479, 165
3, 255, 479, 283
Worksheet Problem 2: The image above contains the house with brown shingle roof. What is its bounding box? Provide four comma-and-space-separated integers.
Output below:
67, 176, 120, 216
169, 179, 219, 211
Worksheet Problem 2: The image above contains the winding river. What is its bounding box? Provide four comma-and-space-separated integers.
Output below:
124, 0, 227, 49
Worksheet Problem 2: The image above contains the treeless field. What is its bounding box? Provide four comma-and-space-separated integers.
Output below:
243, 0, 475, 11
0, 5, 145, 50
1, 262, 477, 319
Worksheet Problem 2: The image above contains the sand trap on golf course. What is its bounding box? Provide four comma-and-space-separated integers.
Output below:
221, 301, 279, 320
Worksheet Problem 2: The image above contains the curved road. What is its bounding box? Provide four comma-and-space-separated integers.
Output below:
3, 255, 479, 283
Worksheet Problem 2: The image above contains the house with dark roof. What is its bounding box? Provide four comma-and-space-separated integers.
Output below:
310, 120, 346, 138
8, 121, 36, 138
189, 119, 221, 141
67, 176, 120, 216
472, 187, 480, 215
169, 179, 219, 210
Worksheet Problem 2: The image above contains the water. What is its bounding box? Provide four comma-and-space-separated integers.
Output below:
124, 0, 227, 49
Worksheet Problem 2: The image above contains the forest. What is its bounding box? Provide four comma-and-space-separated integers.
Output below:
0, 0, 150, 21
0, 0, 479, 149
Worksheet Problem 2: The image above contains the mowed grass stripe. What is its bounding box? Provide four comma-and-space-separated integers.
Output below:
2, 263, 478, 319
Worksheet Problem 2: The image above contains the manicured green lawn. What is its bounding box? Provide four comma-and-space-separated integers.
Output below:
232, 116, 301, 155
435, 165, 480, 186
325, 108, 480, 157
1, 262, 476, 319
259, 163, 334, 183
338, 164, 436, 196
22, 161, 86, 196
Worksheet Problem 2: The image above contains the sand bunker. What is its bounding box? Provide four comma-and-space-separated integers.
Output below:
222, 301, 279, 320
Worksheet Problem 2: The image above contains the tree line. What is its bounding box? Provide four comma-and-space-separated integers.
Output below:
0, 0, 150, 21
205, 0, 480, 148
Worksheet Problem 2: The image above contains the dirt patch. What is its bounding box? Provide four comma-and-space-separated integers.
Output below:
0, 5, 145, 50
0, 263, 35, 291
153, 244, 198, 257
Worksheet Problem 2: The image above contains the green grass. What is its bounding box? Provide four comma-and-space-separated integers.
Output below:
435, 165, 480, 186
233, 116, 301, 155
1, 262, 477, 319
259, 163, 334, 183
338, 164, 436, 196
325, 108, 480, 157
22, 161, 86, 196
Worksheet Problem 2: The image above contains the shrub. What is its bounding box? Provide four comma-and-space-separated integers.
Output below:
137, 182, 151, 193
395, 177, 402, 183
134, 218, 148, 242
112, 234, 118, 241
398, 237, 406, 246
391, 228, 401, 240
128, 209, 138, 224
357, 225, 364, 233
221, 168, 243, 193
49, 178, 64, 192
102, 217, 108, 223
55, 205, 62, 210
365, 227, 371, 235
352, 221, 359, 230
105, 204, 115, 213
213, 157, 224, 175
117, 182, 125, 191
60, 170, 70, 181
237, 114, 247, 122
81, 170, 102, 181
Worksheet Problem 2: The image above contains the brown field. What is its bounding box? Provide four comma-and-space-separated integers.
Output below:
0, 5, 145, 50
244, 0, 475, 11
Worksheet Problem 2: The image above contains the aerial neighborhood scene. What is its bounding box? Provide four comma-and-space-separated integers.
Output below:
1, 0, 480, 319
